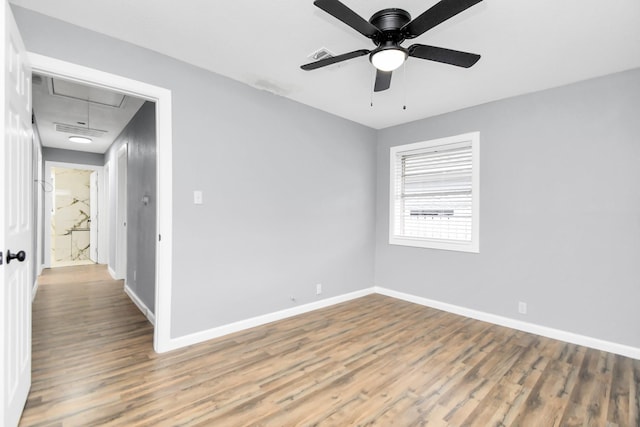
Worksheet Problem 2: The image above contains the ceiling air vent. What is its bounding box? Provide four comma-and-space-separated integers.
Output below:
54, 122, 107, 138
308, 47, 334, 62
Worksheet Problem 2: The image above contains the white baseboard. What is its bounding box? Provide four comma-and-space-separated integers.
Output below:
374, 287, 640, 360
147, 310, 156, 325
167, 288, 375, 351
161, 285, 639, 360
124, 284, 155, 326
107, 266, 117, 280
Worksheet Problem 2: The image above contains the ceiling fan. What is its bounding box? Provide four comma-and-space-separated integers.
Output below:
301, 0, 483, 92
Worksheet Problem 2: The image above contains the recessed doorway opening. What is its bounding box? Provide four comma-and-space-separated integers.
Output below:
50, 166, 97, 268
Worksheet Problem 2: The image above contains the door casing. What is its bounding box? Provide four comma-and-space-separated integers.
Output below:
89, 170, 98, 263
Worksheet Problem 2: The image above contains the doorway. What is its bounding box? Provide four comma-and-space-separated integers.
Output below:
29, 53, 173, 353
44, 163, 105, 268
38, 84, 155, 325
51, 166, 94, 267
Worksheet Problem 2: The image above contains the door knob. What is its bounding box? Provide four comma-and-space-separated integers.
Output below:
6, 250, 26, 264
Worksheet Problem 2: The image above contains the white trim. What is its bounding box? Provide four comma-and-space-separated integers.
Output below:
142, 282, 639, 359
374, 286, 640, 360
103, 161, 110, 269
124, 284, 155, 326
165, 289, 375, 352
29, 53, 173, 353
107, 266, 117, 280
154, 87, 173, 353
43, 161, 104, 268
32, 280, 38, 302
147, 311, 156, 326
389, 132, 480, 253
33, 129, 44, 278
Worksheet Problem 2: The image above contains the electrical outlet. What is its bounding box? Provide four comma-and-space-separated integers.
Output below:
518, 301, 527, 314
316, 283, 322, 295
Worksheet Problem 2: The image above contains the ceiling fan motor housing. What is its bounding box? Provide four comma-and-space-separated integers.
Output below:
369, 8, 411, 45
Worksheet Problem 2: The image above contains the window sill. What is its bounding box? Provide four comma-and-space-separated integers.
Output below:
389, 236, 479, 253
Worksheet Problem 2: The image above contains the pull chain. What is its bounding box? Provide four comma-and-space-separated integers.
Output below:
370, 66, 375, 107
402, 61, 407, 110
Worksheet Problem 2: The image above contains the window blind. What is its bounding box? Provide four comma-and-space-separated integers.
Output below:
393, 141, 473, 242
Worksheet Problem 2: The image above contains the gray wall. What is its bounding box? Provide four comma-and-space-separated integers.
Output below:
42, 147, 104, 166
105, 102, 156, 314
13, 6, 377, 338
375, 68, 640, 348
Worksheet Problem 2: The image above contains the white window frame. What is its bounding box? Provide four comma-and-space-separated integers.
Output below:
389, 132, 480, 253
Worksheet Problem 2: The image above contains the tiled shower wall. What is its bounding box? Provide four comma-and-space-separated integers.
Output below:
52, 167, 92, 265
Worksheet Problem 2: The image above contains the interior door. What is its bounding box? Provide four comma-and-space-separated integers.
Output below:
1, 3, 33, 426
89, 170, 98, 263
116, 145, 127, 279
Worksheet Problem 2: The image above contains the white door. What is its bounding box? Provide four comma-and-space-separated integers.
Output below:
116, 145, 127, 279
1, 3, 33, 426
89, 170, 98, 263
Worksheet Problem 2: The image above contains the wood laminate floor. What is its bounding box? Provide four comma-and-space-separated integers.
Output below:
20, 265, 640, 426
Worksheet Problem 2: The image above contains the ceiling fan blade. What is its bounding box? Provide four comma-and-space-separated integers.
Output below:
374, 70, 392, 92
402, 0, 483, 39
313, 0, 381, 39
301, 49, 370, 70
408, 44, 480, 68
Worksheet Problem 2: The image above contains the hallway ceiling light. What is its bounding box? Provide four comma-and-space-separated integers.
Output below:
68, 136, 92, 144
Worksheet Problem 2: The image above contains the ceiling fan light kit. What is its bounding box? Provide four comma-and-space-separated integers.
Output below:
301, 0, 483, 92
370, 44, 408, 72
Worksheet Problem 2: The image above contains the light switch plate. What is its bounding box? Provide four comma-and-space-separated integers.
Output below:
194, 190, 203, 205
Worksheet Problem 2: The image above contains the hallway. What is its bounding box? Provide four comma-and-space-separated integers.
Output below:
20, 265, 154, 426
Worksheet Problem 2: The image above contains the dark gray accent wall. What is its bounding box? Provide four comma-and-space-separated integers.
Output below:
128, 102, 157, 313
375, 68, 640, 348
42, 147, 104, 166
14, 6, 377, 338
105, 102, 157, 314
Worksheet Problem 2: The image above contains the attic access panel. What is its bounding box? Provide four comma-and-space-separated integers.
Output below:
51, 78, 126, 108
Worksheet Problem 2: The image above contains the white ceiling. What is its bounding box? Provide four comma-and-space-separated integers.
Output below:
12, 0, 640, 129
32, 74, 145, 154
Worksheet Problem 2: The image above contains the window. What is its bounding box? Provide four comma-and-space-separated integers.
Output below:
389, 132, 479, 253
